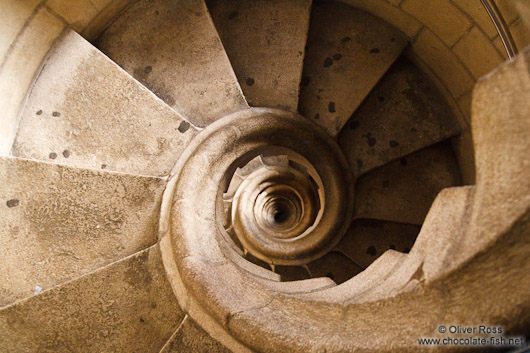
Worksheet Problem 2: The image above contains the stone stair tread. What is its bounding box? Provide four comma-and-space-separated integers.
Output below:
353, 141, 462, 225
207, 0, 311, 112
298, 1, 408, 136
0, 245, 183, 353
338, 56, 461, 176
0, 156, 165, 307
12, 30, 196, 177
96, 0, 248, 128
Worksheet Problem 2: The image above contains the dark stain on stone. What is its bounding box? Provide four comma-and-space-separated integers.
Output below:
49, 152, 57, 159
101, 164, 107, 169
400, 158, 408, 166
155, 10, 159, 15
349, 120, 359, 129
144, 66, 152, 74
314, 113, 320, 120
389, 140, 399, 148
367, 245, 376, 256
357, 159, 363, 169
52, 111, 61, 117
140, 317, 145, 323
332, 53, 342, 60
301, 76, 311, 86
316, 95, 321, 100
370, 48, 380, 54
362, 132, 376, 146
341, 36, 351, 43
63, 150, 70, 158
246, 77, 255, 86
36, 110, 42, 115
178, 121, 190, 133
328, 102, 335, 113
6, 199, 19, 208
228, 11, 238, 20
323, 57, 333, 67
382, 180, 390, 188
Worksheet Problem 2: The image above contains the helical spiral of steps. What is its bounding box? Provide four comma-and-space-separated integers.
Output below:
1, 0, 529, 352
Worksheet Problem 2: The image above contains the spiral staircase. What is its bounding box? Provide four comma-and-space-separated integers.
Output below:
1, 0, 529, 352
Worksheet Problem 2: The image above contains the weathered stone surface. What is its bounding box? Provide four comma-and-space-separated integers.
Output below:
12, 30, 196, 177
307, 251, 363, 284
354, 141, 462, 225
160, 316, 231, 353
0, 245, 184, 353
0, 5, 65, 154
336, 219, 420, 271
402, 0, 471, 46
339, 57, 461, 176
453, 26, 505, 80
0, 157, 165, 306
298, 1, 407, 136
411, 28, 475, 98
410, 186, 475, 282
208, 0, 311, 112
465, 46, 530, 259
96, 0, 248, 128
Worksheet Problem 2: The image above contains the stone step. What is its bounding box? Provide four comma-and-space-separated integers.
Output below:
207, 0, 312, 112
0, 156, 165, 307
298, 1, 408, 136
159, 315, 231, 353
12, 30, 196, 177
96, 0, 248, 128
338, 56, 461, 177
0, 245, 183, 353
353, 141, 462, 225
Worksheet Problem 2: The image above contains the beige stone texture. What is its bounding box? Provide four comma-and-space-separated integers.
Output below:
208, 0, 311, 112
354, 142, 462, 225
82, 0, 136, 41
336, 219, 419, 270
410, 186, 475, 281
0, 0, 41, 61
90, 0, 114, 11
339, 56, 460, 176
298, 1, 408, 136
161, 316, 231, 353
412, 28, 475, 98
12, 30, 197, 177
0, 6, 64, 155
465, 46, 530, 262
0, 156, 166, 306
46, 0, 98, 32
0, 245, 184, 352
96, 0, 249, 128
455, 0, 519, 39
454, 26, 505, 79
402, 0, 471, 46
339, 0, 422, 38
